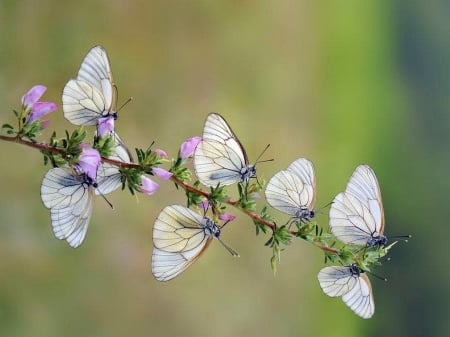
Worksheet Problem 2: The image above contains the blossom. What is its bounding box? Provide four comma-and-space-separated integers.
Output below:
180, 136, 201, 158
138, 175, 159, 195
219, 212, 236, 222
78, 148, 101, 180
152, 167, 173, 180
154, 148, 168, 158
22, 85, 58, 123
198, 200, 210, 210
98, 116, 115, 136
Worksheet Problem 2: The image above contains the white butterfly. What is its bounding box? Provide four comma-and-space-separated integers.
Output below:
40, 134, 130, 248
194, 113, 256, 187
329, 164, 387, 248
318, 265, 375, 319
95, 131, 132, 195
62, 45, 117, 126
265, 158, 316, 223
152, 205, 238, 281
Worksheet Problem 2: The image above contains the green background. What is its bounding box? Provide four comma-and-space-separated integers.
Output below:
0, 1, 448, 336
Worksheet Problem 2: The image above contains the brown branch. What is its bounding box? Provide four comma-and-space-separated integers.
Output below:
0, 134, 338, 255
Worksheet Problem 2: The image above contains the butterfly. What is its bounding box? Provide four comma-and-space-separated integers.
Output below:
152, 204, 238, 281
318, 264, 375, 319
329, 164, 387, 248
265, 158, 316, 223
62, 45, 117, 126
40, 133, 130, 248
194, 113, 256, 187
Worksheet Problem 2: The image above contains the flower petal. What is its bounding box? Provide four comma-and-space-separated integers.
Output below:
180, 136, 202, 158
78, 148, 101, 180
138, 176, 159, 195
219, 212, 236, 222
152, 167, 173, 180
28, 102, 58, 122
22, 85, 47, 107
154, 148, 168, 158
198, 199, 210, 210
98, 116, 115, 136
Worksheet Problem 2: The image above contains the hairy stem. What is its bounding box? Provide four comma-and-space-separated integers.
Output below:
0, 134, 339, 255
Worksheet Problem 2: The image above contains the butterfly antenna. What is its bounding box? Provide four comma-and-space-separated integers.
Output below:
117, 97, 133, 112
217, 237, 239, 257
316, 201, 333, 215
366, 270, 388, 282
390, 234, 411, 243
99, 192, 114, 210
254, 144, 274, 165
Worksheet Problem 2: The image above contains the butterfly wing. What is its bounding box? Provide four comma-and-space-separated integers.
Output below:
41, 168, 94, 248
318, 266, 358, 297
95, 131, 132, 196
329, 192, 379, 245
344, 164, 384, 235
265, 158, 316, 217
62, 46, 115, 125
152, 205, 213, 281
194, 113, 250, 186
318, 266, 374, 319
77, 45, 114, 107
342, 273, 375, 319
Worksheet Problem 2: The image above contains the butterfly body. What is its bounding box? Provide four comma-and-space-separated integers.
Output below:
265, 158, 316, 224
318, 264, 375, 319
41, 133, 130, 248
63, 46, 117, 127
194, 113, 256, 187
329, 165, 387, 248
152, 205, 236, 281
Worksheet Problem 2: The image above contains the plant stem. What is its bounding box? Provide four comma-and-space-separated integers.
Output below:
0, 134, 339, 255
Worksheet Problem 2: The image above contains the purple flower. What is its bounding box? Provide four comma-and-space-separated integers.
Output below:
22, 85, 58, 123
78, 148, 101, 180
198, 199, 210, 210
22, 85, 46, 107
97, 116, 115, 136
154, 148, 168, 158
180, 136, 202, 158
152, 167, 173, 180
138, 175, 159, 195
219, 212, 236, 222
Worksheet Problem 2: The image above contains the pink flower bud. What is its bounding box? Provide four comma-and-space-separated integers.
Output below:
180, 136, 202, 158
152, 167, 173, 180
198, 200, 210, 210
219, 212, 236, 222
138, 176, 159, 195
154, 148, 168, 158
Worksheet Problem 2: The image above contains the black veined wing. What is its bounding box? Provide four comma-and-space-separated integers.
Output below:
41, 168, 96, 248
318, 265, 375, 319
152, 205, 236, 281
194, 113, 256, 187
95, 131, 132, 196
62, 45, 116, 126
265, 158, 316, 222
41, 159, 124, 247
329, 165, 387, 247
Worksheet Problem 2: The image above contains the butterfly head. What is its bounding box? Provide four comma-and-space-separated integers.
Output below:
203, 217, 221, 238
241, 164, 256, 183
295, 208, 315, 222
367, 234, 388, 248
349, 264, 364, 276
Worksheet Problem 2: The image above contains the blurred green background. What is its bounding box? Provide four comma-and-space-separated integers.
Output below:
0, 1, 448, 336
